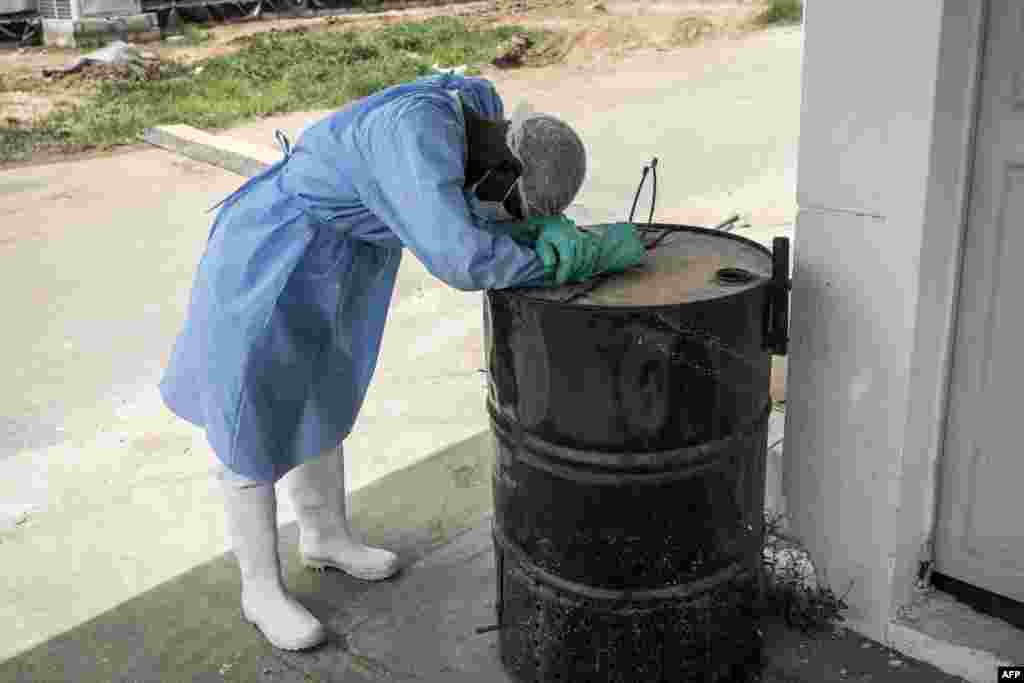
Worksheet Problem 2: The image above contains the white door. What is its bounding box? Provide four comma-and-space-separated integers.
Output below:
935, 0, 1024, 604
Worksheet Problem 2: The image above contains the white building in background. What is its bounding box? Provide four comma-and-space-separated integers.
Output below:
33, 0, 159, 48
785, 1, 1024, 681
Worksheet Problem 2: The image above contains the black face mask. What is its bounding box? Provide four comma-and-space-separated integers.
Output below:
503, 178, 526, 221
464, 107, 526, 220
473, 164, 525, 220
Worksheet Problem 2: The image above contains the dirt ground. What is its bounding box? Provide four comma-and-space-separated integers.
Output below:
0, 0, 773, 136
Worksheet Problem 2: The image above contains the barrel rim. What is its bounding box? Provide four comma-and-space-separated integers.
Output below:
501, 223, 775, 312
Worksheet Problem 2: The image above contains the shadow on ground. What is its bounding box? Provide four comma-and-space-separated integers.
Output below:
1, 431, 967, 683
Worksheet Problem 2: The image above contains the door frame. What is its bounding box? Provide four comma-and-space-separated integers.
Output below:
890, 0, 989, 616
930, 0, 1024, 614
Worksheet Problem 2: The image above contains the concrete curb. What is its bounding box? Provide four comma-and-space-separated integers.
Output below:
883, 587, 1024, 683
888, 620, 1015, 683
143, 124, 279, 178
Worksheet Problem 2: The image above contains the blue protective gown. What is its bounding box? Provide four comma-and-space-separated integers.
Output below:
159, 74, 548, 482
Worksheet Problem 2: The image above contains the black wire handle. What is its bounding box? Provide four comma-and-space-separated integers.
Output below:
627, 157, 659, 225
624, 157, 666, 250
647, 158, 658, 227
627, 166, 648, 224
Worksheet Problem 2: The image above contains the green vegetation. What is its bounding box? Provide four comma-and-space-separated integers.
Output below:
1, 17, 556, 163
0, 125, 69, 165
182, 23, 211, 45
756, 0, 803, 26
73, 35, 107, 50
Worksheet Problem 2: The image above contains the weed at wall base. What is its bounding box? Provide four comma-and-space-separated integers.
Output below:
760, 511, 850, 633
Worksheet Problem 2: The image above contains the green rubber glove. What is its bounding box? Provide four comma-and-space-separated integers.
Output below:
592, 223, 646, 275
501, 214, 566, 246
508, 217, 645, 287
501, 221, 542, 245
530, 215, 602, 286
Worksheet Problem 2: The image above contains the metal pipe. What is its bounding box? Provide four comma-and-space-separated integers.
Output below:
628, 165, 649, 224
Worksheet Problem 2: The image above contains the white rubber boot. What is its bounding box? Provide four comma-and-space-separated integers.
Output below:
220, 479, 327, 651
285, 447, 401, 581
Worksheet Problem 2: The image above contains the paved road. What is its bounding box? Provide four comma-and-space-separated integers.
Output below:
0, 25, 802, 662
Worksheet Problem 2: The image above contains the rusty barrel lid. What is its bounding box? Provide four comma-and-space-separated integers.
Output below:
515, 223, 773, 308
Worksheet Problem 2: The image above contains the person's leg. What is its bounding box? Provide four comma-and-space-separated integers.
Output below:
283, 444, 400, 580
215, 461, 326, 650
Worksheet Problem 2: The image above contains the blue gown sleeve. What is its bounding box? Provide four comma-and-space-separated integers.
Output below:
455, 77, 504, 120
416, 74, 505, 120
355, 99, 548, 292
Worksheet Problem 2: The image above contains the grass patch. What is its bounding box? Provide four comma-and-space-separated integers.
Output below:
7, 17, 556, 162
74, 36, 108, 51
0, 125, 82, 165
756, 0, 803, 26
182, 23, 211, 45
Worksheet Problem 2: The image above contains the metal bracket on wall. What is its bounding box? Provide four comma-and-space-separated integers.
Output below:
765, 237, 791, 356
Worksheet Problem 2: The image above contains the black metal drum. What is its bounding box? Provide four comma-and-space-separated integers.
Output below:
484, 224, 790, 683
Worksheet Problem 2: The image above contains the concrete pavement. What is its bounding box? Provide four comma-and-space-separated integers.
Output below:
0, 136, 501, 660
1, 25, 802, 670
0, 434, 969, 682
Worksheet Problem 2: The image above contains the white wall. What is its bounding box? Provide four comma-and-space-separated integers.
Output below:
784, 0, 957, 640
